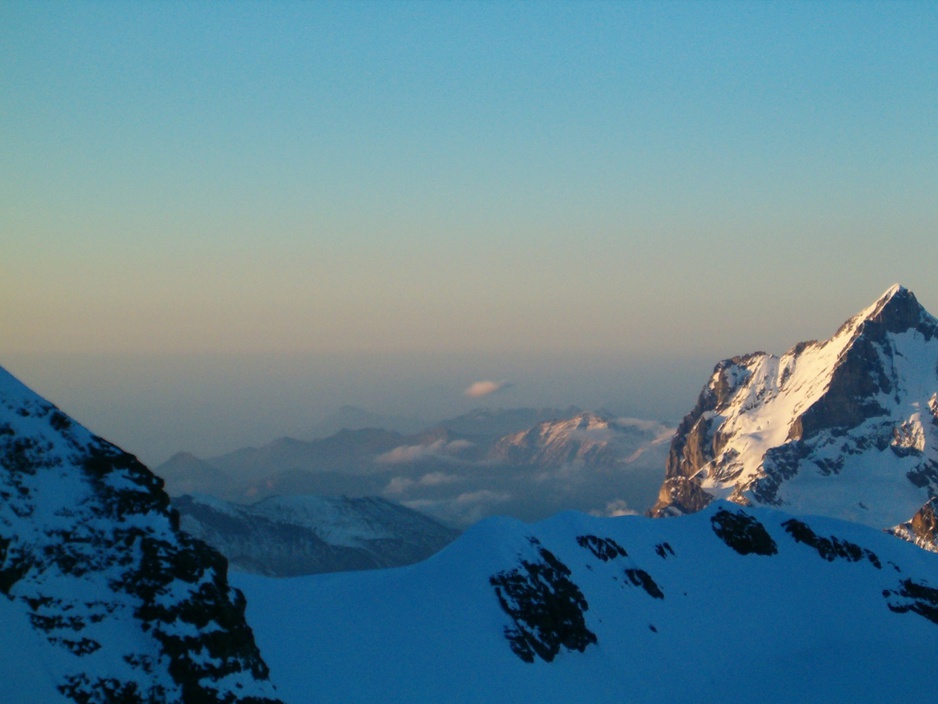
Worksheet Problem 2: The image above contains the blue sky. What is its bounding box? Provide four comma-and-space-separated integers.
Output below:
2, 1, 937, 463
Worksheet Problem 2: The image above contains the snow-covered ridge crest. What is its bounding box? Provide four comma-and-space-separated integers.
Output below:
651, 285, 938, 539
0, 365, 281, 703
234, 502, 938, 704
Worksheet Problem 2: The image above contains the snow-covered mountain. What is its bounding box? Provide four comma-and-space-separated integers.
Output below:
234, 502, 938, 704
652, 284, 938, 546
491, 411, 672, 469
0, 365, 281, 704
174, 493, 459, 576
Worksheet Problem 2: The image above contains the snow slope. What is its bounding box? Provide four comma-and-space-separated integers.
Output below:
235, 502, 938, 704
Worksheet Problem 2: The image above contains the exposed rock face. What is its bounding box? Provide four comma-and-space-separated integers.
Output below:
489, 538, 596, 663
575, 534, 628, 561
782, 518, 881, 567
174, 493, 459, 577
710, 508, 778, 556
0, 366, 281, 704
885, 578, 938, 625
889, 498, 938, 553
651, 285, 938, 539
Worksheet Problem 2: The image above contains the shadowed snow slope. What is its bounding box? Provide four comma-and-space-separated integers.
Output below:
234, 502, 938, 704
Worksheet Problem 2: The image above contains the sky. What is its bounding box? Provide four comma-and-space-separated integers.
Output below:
2, 1, 937, 465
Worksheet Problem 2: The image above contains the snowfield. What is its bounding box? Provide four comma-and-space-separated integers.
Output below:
235, 503, 938, 704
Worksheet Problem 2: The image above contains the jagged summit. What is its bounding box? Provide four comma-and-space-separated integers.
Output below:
651, 287, 938, 542
837, 284, 937, 341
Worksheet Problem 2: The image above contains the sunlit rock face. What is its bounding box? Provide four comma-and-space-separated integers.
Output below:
889, 498, 938, 553
652, 285, 938, 539
0, 365, 282, 704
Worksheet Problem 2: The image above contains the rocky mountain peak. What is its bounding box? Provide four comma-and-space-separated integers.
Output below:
651, 287, 938, 539
840, 284, 937, 342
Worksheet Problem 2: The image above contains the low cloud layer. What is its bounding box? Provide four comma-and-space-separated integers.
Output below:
384, 471, 461, 495
464, 380, 512, 398
376, 439, 473, 464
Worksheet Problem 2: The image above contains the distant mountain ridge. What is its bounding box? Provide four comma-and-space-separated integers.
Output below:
437, 406, 586, 437
308, 405, 427, 438
652, 284, 938, 549
156, 407, 673, 526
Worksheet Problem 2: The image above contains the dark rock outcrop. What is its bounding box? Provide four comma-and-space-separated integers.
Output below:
885, 578, 938, 625
710, 508, 778, 556
782, 518, 881, 568
624, 568, 664, 599
489, 538, 596, 663
576, 534, 628, 562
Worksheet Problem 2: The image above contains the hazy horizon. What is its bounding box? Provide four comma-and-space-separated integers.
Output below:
3, 2, 937, 465
2, 348, 714, 465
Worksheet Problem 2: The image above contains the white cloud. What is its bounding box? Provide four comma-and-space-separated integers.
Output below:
445, 439, 474, 452
376, 439, 473, 464
614, 417, 676, 444
464, 380, 512, 398
590, 499, 638, 517
384, 476, 415, 495
417, 471, 460, 487
384, 472, 462, 497
377, 444, 438, 464
401, 490, 511, 526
